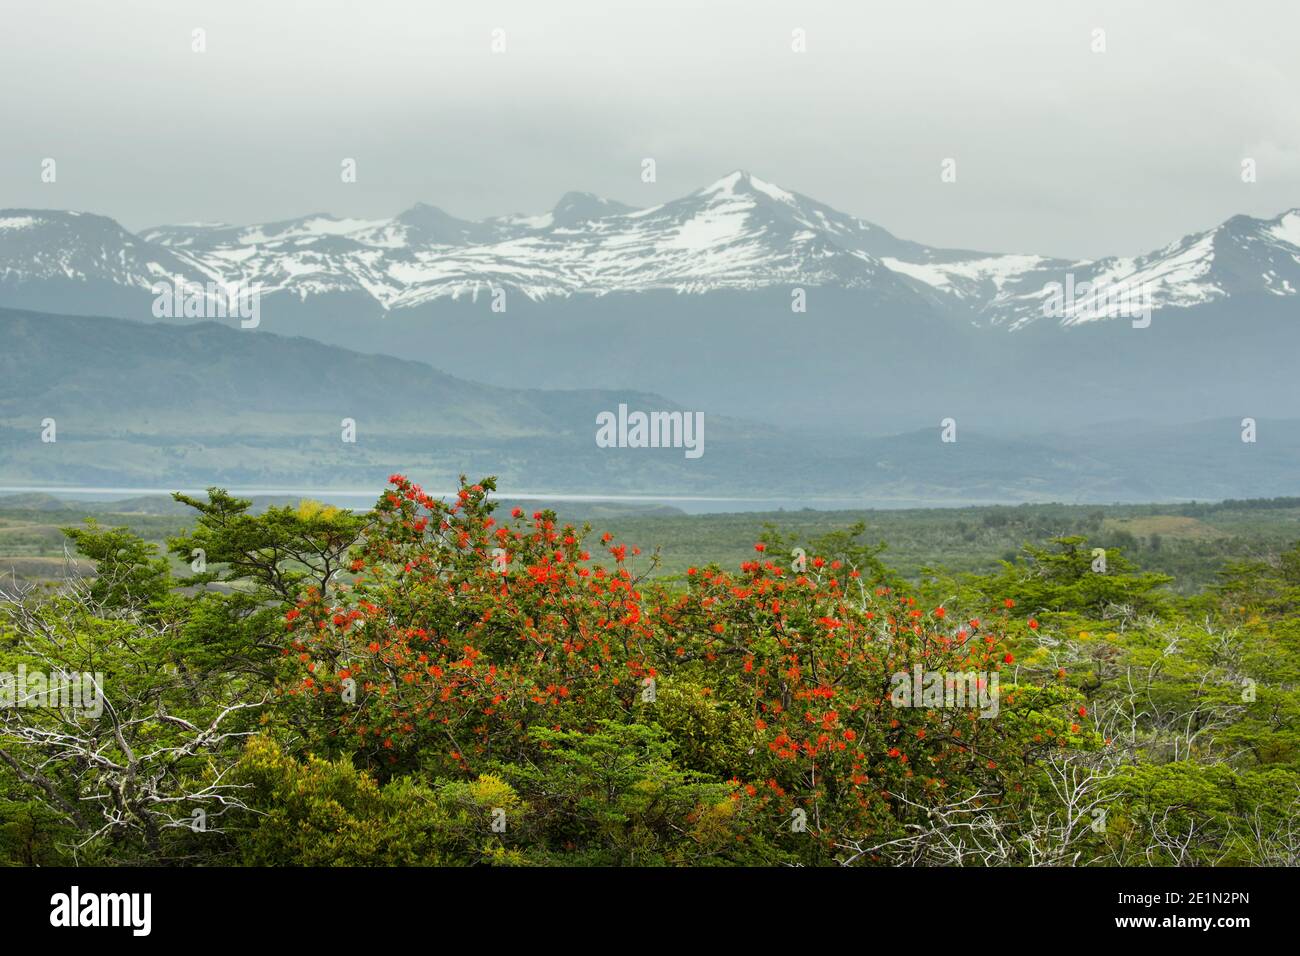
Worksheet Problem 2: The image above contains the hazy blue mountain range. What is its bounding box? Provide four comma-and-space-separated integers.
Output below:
2, 307, 1295, 503
2, 173, 1297, 434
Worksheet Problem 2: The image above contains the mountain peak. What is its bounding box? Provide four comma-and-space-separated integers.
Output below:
698, 170, 797, 206
1211, 208, 1300, 250
550, 191, 635, 227
393, 203, 493, 244
554, 190, 603, 206
396, 202, 461, 226
1, 208, 123, 232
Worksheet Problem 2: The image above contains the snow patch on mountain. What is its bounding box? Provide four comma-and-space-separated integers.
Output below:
1267, 210, 1300, 249
881, 254, 1054, 295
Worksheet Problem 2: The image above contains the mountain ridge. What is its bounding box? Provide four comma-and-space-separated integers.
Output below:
6, 173, 1297, 327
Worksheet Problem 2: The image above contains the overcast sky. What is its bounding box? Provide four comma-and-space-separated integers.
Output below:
2, 0, 1297, 259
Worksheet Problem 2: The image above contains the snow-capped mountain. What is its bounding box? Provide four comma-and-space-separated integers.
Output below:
3, 172, 1296, 328
134, 171, 928, 306
0, 210, 217, 289
976, 207, 1300, 329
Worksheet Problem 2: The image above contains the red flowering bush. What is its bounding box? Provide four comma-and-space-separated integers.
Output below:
282, 475, 1097, 864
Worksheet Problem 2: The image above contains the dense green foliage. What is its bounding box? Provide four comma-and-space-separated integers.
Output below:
8, 495, 1300, 592
1, 480, 1296, 866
